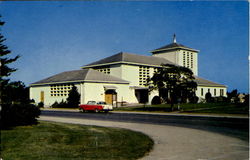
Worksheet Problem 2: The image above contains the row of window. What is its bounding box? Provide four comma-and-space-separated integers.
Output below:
139, 66, 150, 86
183, 52, 194, 69
97, 68, 110, 74
50, 83, 74, 97
201, 88, 224, 96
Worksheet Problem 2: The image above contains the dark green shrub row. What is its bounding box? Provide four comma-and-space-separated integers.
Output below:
1, 103, 41, 129
51, 100, 69, 108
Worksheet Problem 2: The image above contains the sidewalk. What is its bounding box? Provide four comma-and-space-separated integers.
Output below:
42, 108, 249, 119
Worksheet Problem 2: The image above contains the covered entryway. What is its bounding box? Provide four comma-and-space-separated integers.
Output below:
104, 86, 117, 105
134, 87, 149, 104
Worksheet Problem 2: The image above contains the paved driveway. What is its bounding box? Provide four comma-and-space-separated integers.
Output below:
39, 116, 249, 160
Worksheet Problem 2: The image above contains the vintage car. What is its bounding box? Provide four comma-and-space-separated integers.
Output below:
79, 101, 113, 112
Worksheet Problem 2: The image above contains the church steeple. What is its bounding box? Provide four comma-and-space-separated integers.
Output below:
173, 34, 177, 43
151, 34, 199, 76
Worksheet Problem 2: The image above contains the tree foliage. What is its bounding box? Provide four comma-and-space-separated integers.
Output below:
0, 15, 20, 105
0, 16, 40, 129
66, 85, 80, 108
147, 64, 197, 107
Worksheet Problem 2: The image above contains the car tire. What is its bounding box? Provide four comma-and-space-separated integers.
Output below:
79, 108, 83, 112
95, 109, 99, 113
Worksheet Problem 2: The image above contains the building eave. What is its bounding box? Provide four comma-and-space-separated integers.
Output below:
151, 47, 199, 54
82, 61, 168, 69
30, 79, 129, 87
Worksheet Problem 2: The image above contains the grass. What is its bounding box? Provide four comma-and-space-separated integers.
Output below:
1, 122, 153, 160
114, 103, 249, 115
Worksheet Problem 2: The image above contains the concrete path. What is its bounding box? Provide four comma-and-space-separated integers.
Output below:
39, 116, 249, 160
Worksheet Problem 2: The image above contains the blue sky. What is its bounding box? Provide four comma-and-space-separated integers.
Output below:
0, 1, 249, 93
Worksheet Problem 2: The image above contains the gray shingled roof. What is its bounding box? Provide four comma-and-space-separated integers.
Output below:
31, 69, 129, 85
82, 52, 175, 68
151, 42, 199, 54
195, 76, 226, 87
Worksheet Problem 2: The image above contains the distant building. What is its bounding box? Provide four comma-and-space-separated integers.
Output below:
30, 35, 227, 107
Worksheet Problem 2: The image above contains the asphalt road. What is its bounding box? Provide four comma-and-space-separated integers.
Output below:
41, 110, 249, 141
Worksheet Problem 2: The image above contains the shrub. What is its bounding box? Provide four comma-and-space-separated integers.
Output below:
151, 96, 162, 105
1, 103, 41, 129
213, 96, 227, 103
205, 92, 212, 103
51, 100, 68, 108
66, 85, 80, 108
38, 102, 44, 108
189, 96, 199, 103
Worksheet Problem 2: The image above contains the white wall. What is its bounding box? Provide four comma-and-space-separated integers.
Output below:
120, 64, 140, 86
152, 50, 198, 76
152, 50, 178, 64
30, 83, 81, 107
110, 64, 122, 78
196, 86, 227, 98
82, 82, 138, 104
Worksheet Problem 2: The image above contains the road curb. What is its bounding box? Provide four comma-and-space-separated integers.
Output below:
41, 108, 249, 119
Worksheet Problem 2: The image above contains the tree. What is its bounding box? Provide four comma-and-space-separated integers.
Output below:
205, 92, 212, 103
227, 89, 239, 103
0, 15, 20, 105
66, 85, 80, 108
0, 16, 40, 129
147, 64, 197, 110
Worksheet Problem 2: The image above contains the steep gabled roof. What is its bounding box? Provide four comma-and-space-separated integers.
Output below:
82, 52, 175, 68
195, 76, 226, 87
151, 42, 199, 54
31, 69, 129, 86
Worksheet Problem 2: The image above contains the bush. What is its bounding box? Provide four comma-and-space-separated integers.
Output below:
213, 96, 227, 103
1, 103, 41, 129
38, 102, 44, 108
51, 100, 68, 108
66, 85, 80, 108
189, 96, 199, 103
205, 92, 212, 103
151, 96, 162, 105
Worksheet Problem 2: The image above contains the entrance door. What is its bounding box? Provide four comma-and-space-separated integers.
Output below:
105, 94, 113, 104
104, 89, 117, 105
135, 89, 148, 103
40, 91, 44, 103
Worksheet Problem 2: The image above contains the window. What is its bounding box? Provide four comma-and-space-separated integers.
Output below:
139, 66, 150, 86
183, 53, 186, 66
191, 53, 193, 68
214, 89, 216, 96
96, 67, 110, 74
50, 83, 74, 97
201, 88, 203, 96
220, 89, 224, 96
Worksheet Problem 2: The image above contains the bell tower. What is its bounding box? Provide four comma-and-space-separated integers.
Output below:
150, 35, 199, 76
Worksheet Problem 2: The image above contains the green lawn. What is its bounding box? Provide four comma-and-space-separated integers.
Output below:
114, 103, 249, 115
1, 122, 153, 160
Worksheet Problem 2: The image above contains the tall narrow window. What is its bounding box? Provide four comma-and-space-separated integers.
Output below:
201, 88, 203, 96
214, 89, 216, 96
220, 89, 224, 96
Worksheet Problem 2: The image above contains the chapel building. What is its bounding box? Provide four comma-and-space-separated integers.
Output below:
30, 35, 227, 107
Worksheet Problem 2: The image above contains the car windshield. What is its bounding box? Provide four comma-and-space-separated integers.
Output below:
97, 102, 107, 105
87, 101, 96, 105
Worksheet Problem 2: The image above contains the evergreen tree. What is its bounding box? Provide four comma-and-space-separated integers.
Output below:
0, 16, 40, 129
0, 15, 20, 105
66, 85, 80, 108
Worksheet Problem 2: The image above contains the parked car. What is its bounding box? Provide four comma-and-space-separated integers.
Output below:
79, 101, 113, 112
